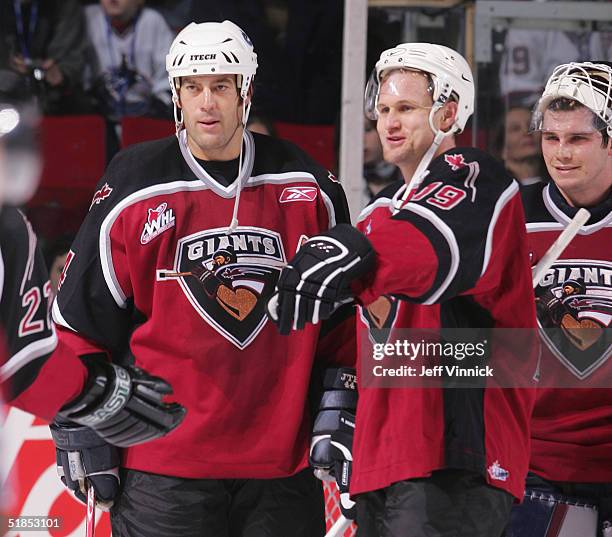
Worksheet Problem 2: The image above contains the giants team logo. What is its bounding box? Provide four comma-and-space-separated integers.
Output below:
279, 186, 318, 203
536, 260, 611, 378
166, 227, 286, 348
140, 202, 176, 244
90, 182, 113, 210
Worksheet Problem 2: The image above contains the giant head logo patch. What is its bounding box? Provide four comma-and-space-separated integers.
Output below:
537, 260, 611, 379
167, 227, 286, 349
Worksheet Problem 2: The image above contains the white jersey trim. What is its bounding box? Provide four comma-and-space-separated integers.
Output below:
52, 298, 78, 332
356, 197, 393, 224
481, 182, 519, 277
100, 180, 213, 308
18, 210, 37, 296
543, 184, 612, 234
400, 203, 460, 305
0, 329, 57, 381
178, 129, 255, 199
248, 172, 337, 228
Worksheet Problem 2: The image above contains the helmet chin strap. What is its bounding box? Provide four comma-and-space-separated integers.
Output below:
226, 98, 253, 234
391, 104, 455, 213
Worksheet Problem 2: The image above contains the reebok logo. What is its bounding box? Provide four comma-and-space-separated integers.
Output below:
279, 187, 318, 203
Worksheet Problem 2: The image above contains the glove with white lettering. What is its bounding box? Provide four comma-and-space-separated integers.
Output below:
58, 354, 186, 447
310, 368, 358, 520
330, 411, 357, 520
50, 418, 120, 511
267, 224, 376, 335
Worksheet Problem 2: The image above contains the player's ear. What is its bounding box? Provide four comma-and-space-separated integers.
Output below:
439, 101, 458, 133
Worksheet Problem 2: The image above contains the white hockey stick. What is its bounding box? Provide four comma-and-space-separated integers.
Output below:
326, 513, 353, 537
531, 208, 591, 287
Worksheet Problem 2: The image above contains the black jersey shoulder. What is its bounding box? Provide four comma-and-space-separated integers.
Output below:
251, 133, 338, 188
520, 182, 551, 223
96, 135, 192, 201
251, 133, 350, 224
428, 146, 514, 191
0, 206, 29, 247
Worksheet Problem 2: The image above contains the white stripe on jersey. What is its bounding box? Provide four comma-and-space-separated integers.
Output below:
400, 202, 460, 305
18, 210, 37, 296
97, 172, 340, 309
481, 181, 519, 277
543, 185, 612, 234
0, 329, 57, 381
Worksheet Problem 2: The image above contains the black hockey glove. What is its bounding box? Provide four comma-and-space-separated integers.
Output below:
58, 354, 186, 448
268, 224, 375, 335
310, 368, 358, 520
330, 411, 357, 520
50, 418, 120, 510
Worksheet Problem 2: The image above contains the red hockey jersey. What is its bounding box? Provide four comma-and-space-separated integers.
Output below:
351, 147, 537, 500
523, 182, 612, 483
53, 131, 353, 479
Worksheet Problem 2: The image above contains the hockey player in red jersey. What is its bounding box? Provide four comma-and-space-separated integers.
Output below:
507, 62, 612, 537
270, 43, 538, 537
0, 76, 185, 510
51, 20, 353, 537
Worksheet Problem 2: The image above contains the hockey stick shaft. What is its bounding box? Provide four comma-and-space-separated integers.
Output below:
86, 485, 95, 537
326, 514, 353, 537
531, 208, 590, 288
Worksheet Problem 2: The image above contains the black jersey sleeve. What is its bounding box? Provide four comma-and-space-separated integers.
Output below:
0, 208, 57, 400
52, 150, 138, 354
359, 148, 522, 305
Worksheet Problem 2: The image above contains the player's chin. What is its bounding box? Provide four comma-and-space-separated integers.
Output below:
382, 145, 406, 165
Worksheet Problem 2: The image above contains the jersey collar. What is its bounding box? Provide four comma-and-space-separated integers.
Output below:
178, 129, 255, 199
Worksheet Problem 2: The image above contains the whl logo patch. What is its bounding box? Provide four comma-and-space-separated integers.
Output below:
172, 227, 286, 349
141, 202, 176, 244
279, 186, 318, 203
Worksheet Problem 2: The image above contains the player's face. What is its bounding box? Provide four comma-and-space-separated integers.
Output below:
178, 75, 244, 161
504, 107, 539, 161
50, 252, 69, 296
376, 71, 436, 169
541, 107, 611, 205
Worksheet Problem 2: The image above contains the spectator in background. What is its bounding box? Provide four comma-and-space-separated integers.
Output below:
500, 28, 611, 102
44, 234, 74, 298
363, 117, 401, 198
189, 0, 343, 124
84, 0, 174, 122
493, 105, 548, 186
0, 0, 88, 114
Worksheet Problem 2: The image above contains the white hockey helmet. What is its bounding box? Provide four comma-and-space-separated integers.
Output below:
531, 62, 612, 137
166, 20, 258, 130
364, 42, 474, 134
